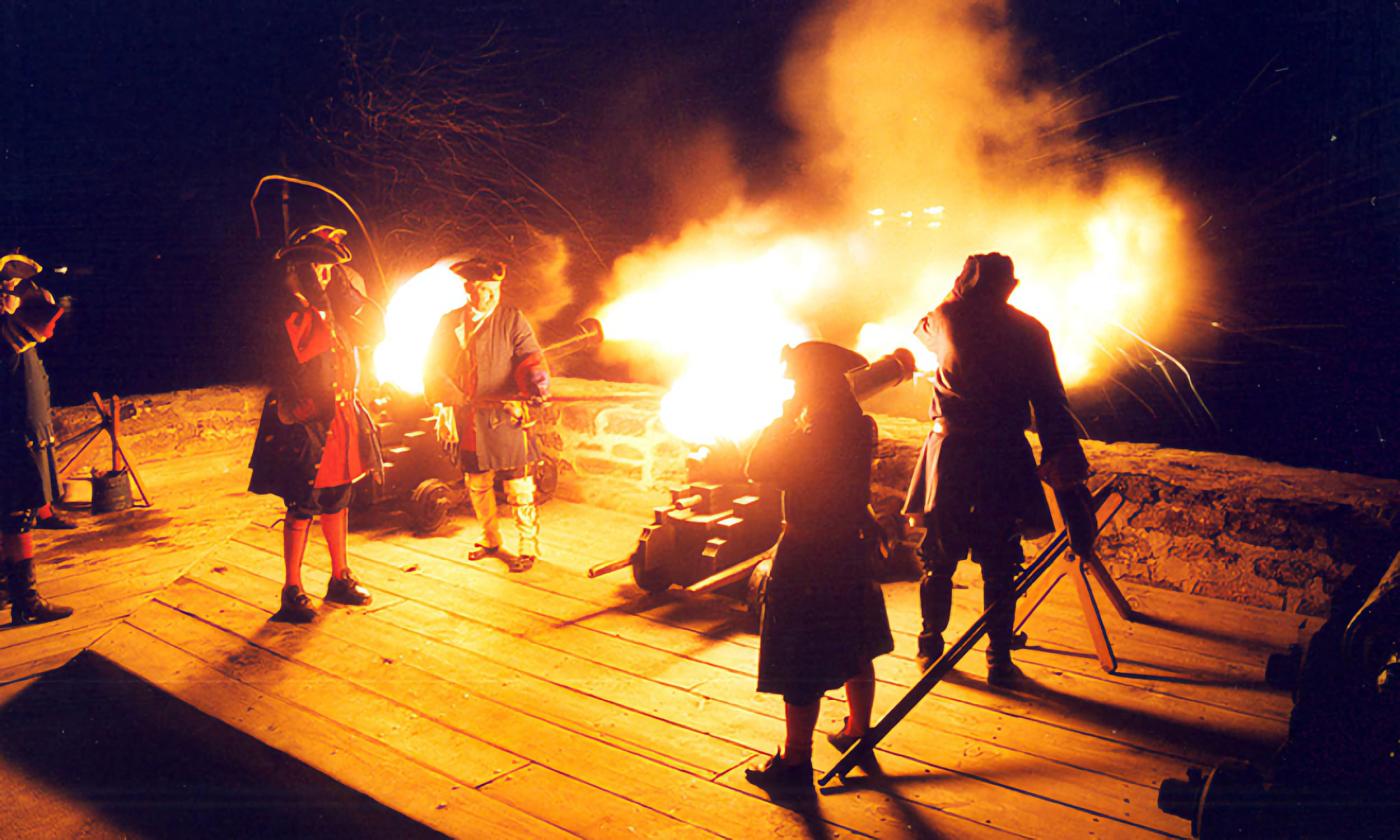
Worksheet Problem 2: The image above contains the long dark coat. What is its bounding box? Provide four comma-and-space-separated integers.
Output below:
0, 347, 48, 514
423, 304, 544, 472
248, 274, 384, 501
901, 269, 1087, 542
746, 405, 894, 700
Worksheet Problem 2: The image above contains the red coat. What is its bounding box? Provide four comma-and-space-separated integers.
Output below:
248, 277, 384, 500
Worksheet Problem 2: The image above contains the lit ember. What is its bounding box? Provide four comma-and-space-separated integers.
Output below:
373, 261, 466, 394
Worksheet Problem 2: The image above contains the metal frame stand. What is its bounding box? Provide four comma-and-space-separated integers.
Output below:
820, 480, 1128, 786
57, 392, 152, 508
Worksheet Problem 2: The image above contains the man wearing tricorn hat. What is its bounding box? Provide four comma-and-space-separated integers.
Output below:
903, 252, 1090, 686
424, 256, 550, 572
0, 253, 74, 624
743, 340, 893, 795
248, 226, 384, 622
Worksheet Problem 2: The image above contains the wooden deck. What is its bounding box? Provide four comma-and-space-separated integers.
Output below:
2, 460, 1314, 839
0, 446, 268, 687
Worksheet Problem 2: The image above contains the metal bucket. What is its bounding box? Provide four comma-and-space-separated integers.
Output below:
91, 469, 134, 514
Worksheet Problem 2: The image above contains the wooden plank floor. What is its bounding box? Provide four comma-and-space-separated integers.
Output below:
77, 496, 1313, 839
0, 446, 269, 686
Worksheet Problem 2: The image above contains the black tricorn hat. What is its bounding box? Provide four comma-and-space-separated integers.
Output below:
781, 341, 868, 384
0, 253, 43, 281
950, 252, 1017, 302
275, 226, 352, 265
450, 256, 507, 284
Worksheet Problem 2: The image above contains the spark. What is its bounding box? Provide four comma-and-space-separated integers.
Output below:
1115, 321, 1218, 431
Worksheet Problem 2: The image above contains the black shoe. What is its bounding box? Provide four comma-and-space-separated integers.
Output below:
506, 553, 535, 573
915, 638, 946, 672
744, 752, 813, 796
325, 570, 372, 606
11, 593, 74, 625
275, 586, 317, 623
986, 655, 1024, 688
35, 514, 78, 531
467, 544, 500, 562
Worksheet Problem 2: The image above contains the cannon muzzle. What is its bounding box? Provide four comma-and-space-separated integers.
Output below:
847, 347, 917, 402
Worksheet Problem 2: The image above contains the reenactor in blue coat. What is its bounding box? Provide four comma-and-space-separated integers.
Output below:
424, 257, 550, 572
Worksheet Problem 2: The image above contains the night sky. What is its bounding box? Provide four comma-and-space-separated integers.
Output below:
5, 0, 1398, 477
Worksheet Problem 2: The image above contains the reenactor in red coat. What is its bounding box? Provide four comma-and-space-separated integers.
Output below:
424, 257, 550, 572
248, 227, 384, 622
902, 253, 1089, 686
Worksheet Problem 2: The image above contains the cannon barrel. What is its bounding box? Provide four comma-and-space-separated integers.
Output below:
541, 318, 604, 363
846, 347, 917, 402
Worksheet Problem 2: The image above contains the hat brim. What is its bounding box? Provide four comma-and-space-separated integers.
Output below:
276, 241, 352, 265
0, 254, 43, 280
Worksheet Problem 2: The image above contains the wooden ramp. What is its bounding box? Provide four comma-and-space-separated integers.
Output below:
77, 499, 1312, 839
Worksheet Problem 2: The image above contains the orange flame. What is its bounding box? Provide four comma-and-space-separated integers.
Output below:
373, 261, 466, 394
598, 0, 1201, 443
597, 213, 835, 444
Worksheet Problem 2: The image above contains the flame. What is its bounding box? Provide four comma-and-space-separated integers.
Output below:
596, 0, 1201, 443
598, 213, 835, 443
373, 262, 466, 393
855, 172, 1184, 387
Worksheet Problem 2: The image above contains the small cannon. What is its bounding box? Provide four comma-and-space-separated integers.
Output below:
359, 319, 605, 531
1157, 549, 1400, 838
591, 347, 916, 616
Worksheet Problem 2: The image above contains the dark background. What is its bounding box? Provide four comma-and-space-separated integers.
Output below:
4, 1, 1398, 477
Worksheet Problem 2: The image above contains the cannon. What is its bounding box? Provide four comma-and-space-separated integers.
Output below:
357, 319, 604, 531
1157, 549, 1400, 838
590, 346, 916, 617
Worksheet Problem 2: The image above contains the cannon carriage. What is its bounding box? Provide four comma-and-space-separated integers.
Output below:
589, 346, 917, 617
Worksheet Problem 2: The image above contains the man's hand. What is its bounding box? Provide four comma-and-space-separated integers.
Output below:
434, 403, 459, 445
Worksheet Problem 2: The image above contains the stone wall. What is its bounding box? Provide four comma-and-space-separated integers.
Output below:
545, 380, 1400, 618
51, 385, 265, 470
48, 379, 1400, 616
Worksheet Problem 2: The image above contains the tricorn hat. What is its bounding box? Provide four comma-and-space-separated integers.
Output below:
0, 253, 43, 281
950, 252, 1017, 302
781, 341, 868, 385
275, 225, 352, 265
450, 256, 507, 284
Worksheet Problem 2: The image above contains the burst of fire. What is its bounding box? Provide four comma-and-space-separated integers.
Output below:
373, 261, 466, 393
598, 170, 1190, 443
594, 0, 1199, 444
854, 173, 1184, 387
597, 224, 837, 444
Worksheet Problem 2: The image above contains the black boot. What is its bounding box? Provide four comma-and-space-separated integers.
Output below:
982, 563, 1021, 687
7, 558, 74, 625
985, 651, 1024, 687
917, 565, 955, 671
